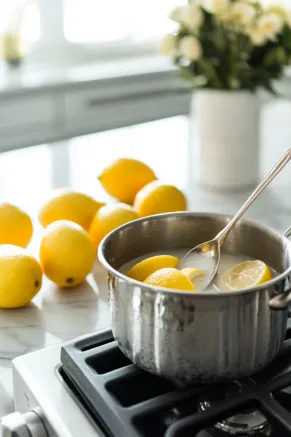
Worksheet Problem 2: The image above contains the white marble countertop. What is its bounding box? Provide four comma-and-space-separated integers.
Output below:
0, 261, 112, 417
1, 99, 291, 418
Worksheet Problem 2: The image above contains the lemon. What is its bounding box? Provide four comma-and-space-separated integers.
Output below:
39, 220, 95, 288
134, 181, 187, 217
144, 268, 195, 291
127, 255, 179, 282
38, 189, 105, 231
0, 245, 42, 308
180, 268, 205, 281
98, 158, 156, 204
0, 203, 33, 248
89, 203, 138, 247
222, 260, 273, 291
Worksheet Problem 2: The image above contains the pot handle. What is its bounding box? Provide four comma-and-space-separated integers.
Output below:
269, 226, 291, 310
269, 292, 291, 310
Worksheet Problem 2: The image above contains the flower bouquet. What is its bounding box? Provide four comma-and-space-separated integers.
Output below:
160, 0, 291, 191
160, 0, 291, 92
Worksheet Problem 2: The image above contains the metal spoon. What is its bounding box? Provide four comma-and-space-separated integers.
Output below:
177, 147, 291, 291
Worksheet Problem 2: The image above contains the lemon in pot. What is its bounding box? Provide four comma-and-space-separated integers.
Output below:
144, 268, 195, 291
222, 260, 273, 290
127, 255, 179, 282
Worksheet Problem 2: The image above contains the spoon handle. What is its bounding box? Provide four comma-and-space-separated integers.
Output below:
216, 147, 291, 245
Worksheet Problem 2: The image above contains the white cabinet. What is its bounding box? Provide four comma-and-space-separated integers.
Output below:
0, 95, 54, 133
0, 94, 57, 152
0, 73, 190, 152
62, 77, 190, 137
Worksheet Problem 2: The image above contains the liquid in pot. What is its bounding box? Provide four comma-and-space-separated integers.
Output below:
120, 249, 278, 292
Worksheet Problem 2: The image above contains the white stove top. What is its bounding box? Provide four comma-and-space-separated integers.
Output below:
4, 332, 107, 437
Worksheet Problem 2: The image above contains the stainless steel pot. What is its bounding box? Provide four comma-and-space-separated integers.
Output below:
98, 212, 291, 382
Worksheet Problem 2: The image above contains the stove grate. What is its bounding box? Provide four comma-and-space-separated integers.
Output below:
61, 323, 291, 437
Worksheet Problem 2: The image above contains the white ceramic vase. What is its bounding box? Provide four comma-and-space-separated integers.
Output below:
190, 90, 260, 191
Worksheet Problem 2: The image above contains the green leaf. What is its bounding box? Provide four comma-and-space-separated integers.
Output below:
191, 75, 208, 88
197, 58, 222, 88
264, 47, 287, 66
179, 67, 195, 82
178, 67, 208, 89
282, 29, 291, 51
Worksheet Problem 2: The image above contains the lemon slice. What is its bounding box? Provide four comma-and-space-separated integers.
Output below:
222, 260, 272, 291
180, 268, 205, 281
127, 255, 179, 282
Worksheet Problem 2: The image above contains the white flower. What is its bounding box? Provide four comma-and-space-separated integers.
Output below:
180, 5, 204, 30
230, 2, 256, 25
169, 7, 183, 22
159, 34, 177, 56
265, 3, 287, 20
179, 36, 202, 61
200, 0, 229, 14
257, 13, 283, 40
249, 29, 266, 45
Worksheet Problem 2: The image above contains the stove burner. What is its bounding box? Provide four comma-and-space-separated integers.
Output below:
200, 402, 270, 436
198, 383, 271, 436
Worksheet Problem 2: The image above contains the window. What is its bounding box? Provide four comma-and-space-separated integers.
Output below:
0, 0, 289, 65
0, 0, 186, 65
63, 0, 185, 44
0, 0, 40, 42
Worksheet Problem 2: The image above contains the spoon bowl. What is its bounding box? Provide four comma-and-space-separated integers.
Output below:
177, 239, 220, 291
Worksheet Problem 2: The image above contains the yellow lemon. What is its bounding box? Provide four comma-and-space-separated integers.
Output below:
0, 245, 42, 308
98, 158, 156, 204
144, 268, 195, 291
134, 181, 187, 217
222, 260, 273, 291
0, 203, 33, 248
39, 220, 95, 288
38, 189, 105, 231
180, 268, 205, 281
89, 203, 138, 248
127, 255, 179, 282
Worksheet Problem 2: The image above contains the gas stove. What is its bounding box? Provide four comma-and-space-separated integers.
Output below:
3, 321, 291, 437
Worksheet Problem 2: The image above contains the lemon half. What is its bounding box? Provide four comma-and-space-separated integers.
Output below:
144, 268, 195, 291
222, 260, 272, 291
127, 255, 179, 282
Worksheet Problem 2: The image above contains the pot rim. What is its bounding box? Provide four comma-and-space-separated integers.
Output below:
98, 211, 291, 297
